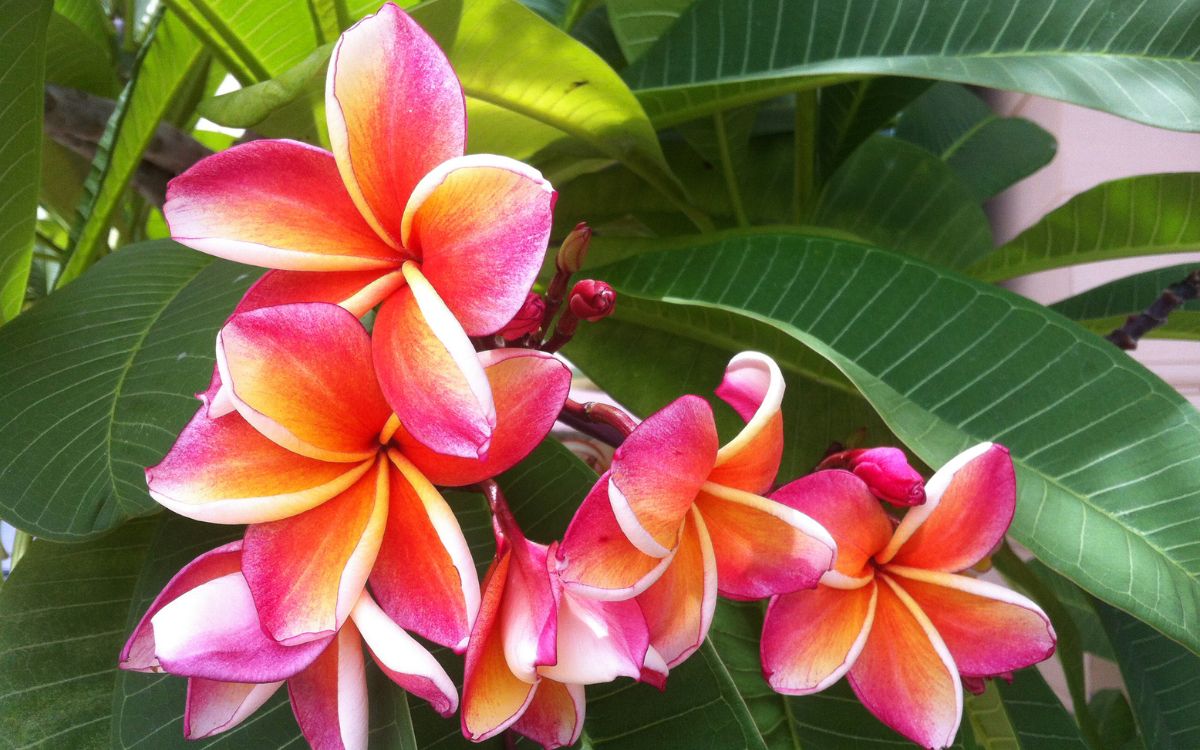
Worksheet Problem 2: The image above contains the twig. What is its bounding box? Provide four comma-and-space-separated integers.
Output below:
1105, 270, 1200, 350
557, 398, 636, 448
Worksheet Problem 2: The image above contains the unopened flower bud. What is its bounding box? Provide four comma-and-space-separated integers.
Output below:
962, 672, 1012, 695
568, 280, 615, 322
498, 293, 546, 341
556, 222, 592, 274
818, 447, 926, 506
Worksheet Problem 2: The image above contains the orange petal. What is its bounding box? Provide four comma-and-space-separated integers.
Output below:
848, 575, 962, 750
393, 348, 571, 486
880, 443, 1015, 571
146, 408, 373, 524
636, 508, 716, 669
369, 451, 480, 651
695, 482, 835, 600
184, 679, 283, 740
761, 582, 876, 695
165, 139, 401, 270
218, 303, 392, 462
287, 622, 368, 750
373, 264, 494, 459
243, 456, 388, 645
709, 352, 785, 494
511, 679, 584, 750
326, 3, 465, 246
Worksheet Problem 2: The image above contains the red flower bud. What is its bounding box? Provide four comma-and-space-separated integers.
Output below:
498, 293, 546, 341
556, 222, 592, 274
818, 447, 926, 506
568, 280, 615, 322
961, 672, 1013, 695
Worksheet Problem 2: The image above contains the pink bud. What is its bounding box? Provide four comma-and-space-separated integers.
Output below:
961, 672, 1013, 695
556, 222, 592, 274
498, 293, 546, 341
818, 447, 926, 506
568, 280, 615, 322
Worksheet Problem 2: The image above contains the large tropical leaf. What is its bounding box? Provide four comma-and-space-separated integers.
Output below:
0, 241, 255, 540
0, 0, 51, 323
591, 230, 1200, 656
971, 173, 1200, 282
47, 0, 119, 96
166, 0, 320, 82
624, 0, 1200, 131
816, 77, 932, 181
606, 0, 692, 62
1051, 263, 1200, 342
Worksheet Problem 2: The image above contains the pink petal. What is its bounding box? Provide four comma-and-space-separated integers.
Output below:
326, 3, 465, 246
287, 623, 369, 750
538, 593, 648, 685
403, 155, 555, 335
761, 582, 876, 695
165, 139, 401, 270
373, 263, 494, 459
708, 352, 785, 494
235, 268, 407, 318
879, 443, 1015, 571
819, 447, 927, 507
636, 509, 716, 670
511, 679, 584, 750
184, 678, 283, 739
497, 532, 561, 684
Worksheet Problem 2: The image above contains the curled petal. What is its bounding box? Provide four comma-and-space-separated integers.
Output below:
146, 407, 374, 524
511, 679, 585, 750
848, 575, 962, 750
351, 590, 458, 717
636, 509, 716, 670
370, 451, 480, 652
394, 348, 571, 487
185, 679, 283, 740
288, 623, 369, 750
879, 443, 1015, 571
709, 352, 785, 494
761, 582, 876, 695
695, 482, 835, 600
326, 3, 465, 246
538, 594, 648, 685
819, 447, 926, 507
235, 268, 407, 319
373, 264, 494, 459
243, 456, 388, 645
499, 534, 559, 682
165, 139, 400, 270
403, 155, 555, 335
218, 303, 391, 462
609, 396, 718, 557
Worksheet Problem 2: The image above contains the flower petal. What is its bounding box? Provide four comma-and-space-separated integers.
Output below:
636, 509, 716, 670
326, 3, 465, 246
287, 623, 369, 750
165, 139, 400, 269
694, 482, 835, 600
121, 542, 242, 672
393, 348, 571, 486
538, 593, 648, 685
218, 303, 391, 463
879, 443, 1015, 571
761, 582, 876, 695
848, 575, 962, 750
369, 451, 480, 652
403, 155, 555, 335
373, 263, 495, 459
511, 679, 584, 750
462, 552, 539, 741
185, 679, 283, 740
609, 395, 718, 557
351, 590, 459, 717
557, 473, 675, 601
770, 470, 892, 583
498, 533, 559, 683
708, 352, 785, 494
146, 408, 374, 524
151, 572, 332, 682
887, 566, 1056, 677
243, 456, 388, 646
236, 268, 407, 318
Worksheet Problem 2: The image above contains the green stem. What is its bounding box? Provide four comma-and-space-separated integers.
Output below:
713, 112, 748, 227
793, 89, 817, 223
10, 530, 32, 572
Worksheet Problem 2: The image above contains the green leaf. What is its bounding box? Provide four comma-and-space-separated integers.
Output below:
993, 669, 1088, 748
0, 241, 256, 540
0, 518, 157, 749
963, 681, 1021, 749
624, 0, 1200, 131
1051, 264, 1200, 342
896, 83, 1056, 200
592, 230, 1200, 657
60, 9, 207, 286
47, 0, 119, 96
676, 105, 758, 226
0, 0, 51, 323
813, 135, 993, 268
606, 0, 692, 63
166, 0, 321, 82
1095, 598, 1200, 749
1090, 690, 1147, 750
970, 173, 1200, 282
1024, 560, 1114, 660
816, 77, 932, 181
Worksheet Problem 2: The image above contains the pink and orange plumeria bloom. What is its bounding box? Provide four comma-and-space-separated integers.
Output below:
761, 443, 1057, 749
163, 2, 556, 460
556, 352, 837, 674
146, 302, 569, 651
121, 541, 457, 747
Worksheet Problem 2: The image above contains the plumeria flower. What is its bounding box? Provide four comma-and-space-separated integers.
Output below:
556, 352, 837, 674
461, 494, 650, 749
163, 2, 556, 460
120, 541, 457, 748
760, 444, 1057, 749
146, 302, 569, 651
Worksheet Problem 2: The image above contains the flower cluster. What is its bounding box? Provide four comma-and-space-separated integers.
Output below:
120, 5, 1057, 749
